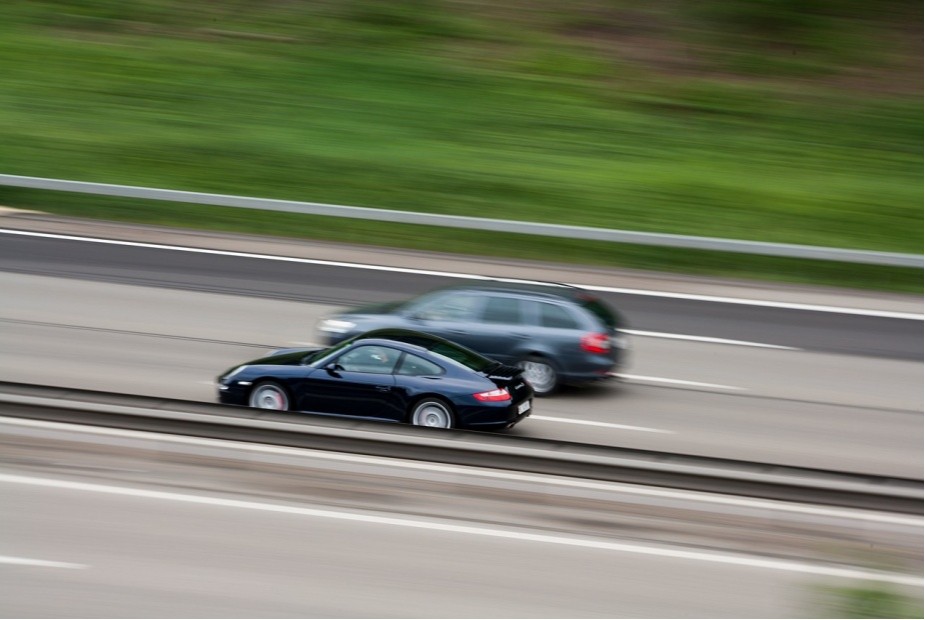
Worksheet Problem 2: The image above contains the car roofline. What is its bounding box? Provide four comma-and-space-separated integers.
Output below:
350, 336, 428, 353
437, 280, 590, 300
352, 329, 453, 350
352, 329, 497, 362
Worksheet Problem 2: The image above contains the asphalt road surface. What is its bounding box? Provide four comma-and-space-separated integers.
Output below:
0, 231, 921, 477
1, 420, 920, 618
1, 219, 922, 617
0, 230, 921, 359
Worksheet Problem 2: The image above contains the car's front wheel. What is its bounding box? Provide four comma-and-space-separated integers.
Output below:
249, 381, 290, 410
410, 398, 454, 429
517, 356, 558, 396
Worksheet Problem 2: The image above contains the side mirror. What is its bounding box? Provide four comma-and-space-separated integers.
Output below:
324, 362, 344, 375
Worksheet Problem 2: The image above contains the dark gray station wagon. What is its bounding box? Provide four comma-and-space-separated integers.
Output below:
317, 282, 629, 395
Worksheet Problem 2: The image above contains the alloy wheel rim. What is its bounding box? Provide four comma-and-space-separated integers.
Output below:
254, 387, 286, 409
417, 404, 449, 428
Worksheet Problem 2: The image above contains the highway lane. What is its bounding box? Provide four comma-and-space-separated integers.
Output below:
0, 479, 856, 618
0, 231, 922, 359
1, 225, 921, 617
1, 272, 921, 477
1, 421, 921, 618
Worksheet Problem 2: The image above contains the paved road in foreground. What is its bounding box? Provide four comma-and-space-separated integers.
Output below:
0, 219, 921, 617
2, 421, 920, 618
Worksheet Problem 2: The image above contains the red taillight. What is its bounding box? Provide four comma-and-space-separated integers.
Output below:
580, 332, 611, 354
473, 388, 511, 402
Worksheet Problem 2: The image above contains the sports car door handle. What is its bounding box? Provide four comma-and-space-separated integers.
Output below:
375, 385, 391, 392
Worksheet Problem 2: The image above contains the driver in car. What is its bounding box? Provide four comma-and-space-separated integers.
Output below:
366, 346, 397, 371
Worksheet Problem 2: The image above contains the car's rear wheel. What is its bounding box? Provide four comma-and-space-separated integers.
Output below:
410, 398, 454, 429
518, 356, 558, 396
249, 381, 290, 410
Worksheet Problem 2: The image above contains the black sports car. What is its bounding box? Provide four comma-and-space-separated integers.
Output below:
217, 328, 534, 430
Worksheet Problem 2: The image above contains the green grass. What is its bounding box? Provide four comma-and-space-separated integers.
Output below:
0, 1, 921, 290
810, 583, 924, 619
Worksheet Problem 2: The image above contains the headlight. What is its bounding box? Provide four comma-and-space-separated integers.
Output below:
318, 318, 356, 334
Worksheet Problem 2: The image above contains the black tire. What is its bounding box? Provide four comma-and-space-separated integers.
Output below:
410, 398, 454, 429
248, 381, 290, 410
517, 355, 559, 396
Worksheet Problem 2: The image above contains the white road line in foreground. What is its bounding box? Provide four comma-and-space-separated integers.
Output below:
0, 555, 87, 570
616, 374, 745, 391
0, 474, 918, 587
3, 229, 921, 320
625, 329, 799, 350
531, 415, 671, 433
2, 417, 918, 526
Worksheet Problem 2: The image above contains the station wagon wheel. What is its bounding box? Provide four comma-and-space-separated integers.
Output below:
518, 356, 558, 396
249, 382, 290, 410
411, 399, 454, 429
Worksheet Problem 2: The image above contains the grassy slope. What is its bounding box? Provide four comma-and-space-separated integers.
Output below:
0, 1, 921, 290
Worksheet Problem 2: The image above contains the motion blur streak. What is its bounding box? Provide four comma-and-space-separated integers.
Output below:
624, 329, 799, 349
615, 374, 745, 390
0, 555, 87, 569
1, 228, 920, 319
1, 473, 920, 587
531, 415, 672, 432
5, 416, 918, 525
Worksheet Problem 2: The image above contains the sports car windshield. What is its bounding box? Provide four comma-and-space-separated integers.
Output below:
303, 339, 354, 365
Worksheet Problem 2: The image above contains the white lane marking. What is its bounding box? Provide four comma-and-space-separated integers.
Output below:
0, 474, 918, 586
531, 415, 671, 433
625, 329, 799, 350
616, 374, 745, 391
578, 283, 923, 320
1, 416, 918, 526
0, 555, 87, 569
3, 229, 920, 320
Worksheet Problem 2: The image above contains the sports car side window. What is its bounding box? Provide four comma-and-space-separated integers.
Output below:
337, 345, 399, 374
396, 353, 444, 377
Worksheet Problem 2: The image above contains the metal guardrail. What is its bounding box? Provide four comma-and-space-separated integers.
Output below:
1, 174, 921, 267
0, 382, 920, 514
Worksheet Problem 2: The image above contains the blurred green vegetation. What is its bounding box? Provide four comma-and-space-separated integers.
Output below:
0, 0, 921, 289
811, 583, 924, 618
